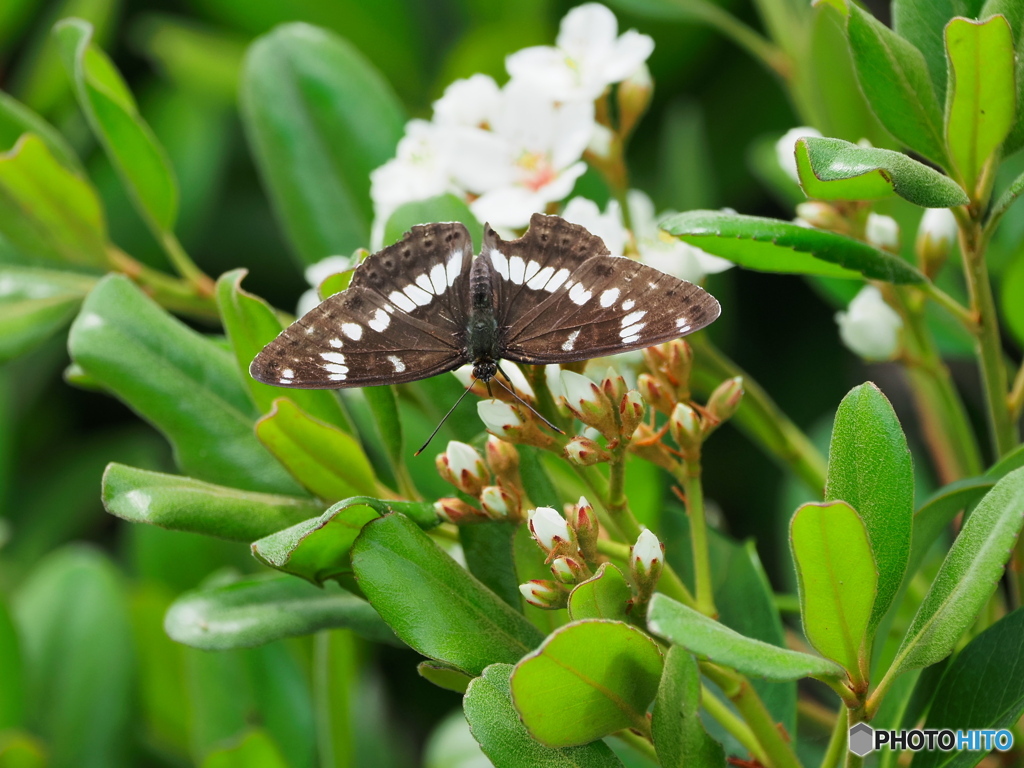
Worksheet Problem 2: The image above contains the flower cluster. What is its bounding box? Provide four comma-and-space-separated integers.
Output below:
369, 3, 653, 237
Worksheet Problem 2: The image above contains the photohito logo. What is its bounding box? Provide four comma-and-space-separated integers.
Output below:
849, 723, 1014, 756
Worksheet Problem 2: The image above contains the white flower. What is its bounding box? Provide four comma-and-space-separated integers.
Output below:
545, 364, 566, 401
630, 191, 732, 282
562, 197, 628, 257
775, 126, 822, 184
916, 208, 957, 253
432, 74, 502, 129
528, 506, 572, 550
560, 369, 602, 410
506, 3, 654, 102
297, 254, 355, 316
866, 213, 900, 252
477, 399, 523, 437
445, 441, 487, 480
450, 81, 594, 228
835, 285, 903, 360
519, 580, 562, 608
632, 529, 663, 569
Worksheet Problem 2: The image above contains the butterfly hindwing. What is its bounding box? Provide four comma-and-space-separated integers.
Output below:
250, 222, 473, 388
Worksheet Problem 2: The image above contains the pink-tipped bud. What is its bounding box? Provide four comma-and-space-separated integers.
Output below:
519, 579, 567, 609
564, 435, 612, 466
560, 370, 617, 439
619, 389, 645, 439
480, 484, 519, 522
477, 399, 556, 449
528, 507, 573, 553
669, 402, 702, 460
550, 556, 588, 585
436, 440, 489, 496
665, 339, 694, 397
485, 436, 520, 485
617, 63, 653, 139
630, 529, 665, 595
628, 423, 679, 472
637, 373, 675, 416
567, 496, 600, 564
434, 497, 487, 525
706, 376, 744, 427
601, 367, 628, 404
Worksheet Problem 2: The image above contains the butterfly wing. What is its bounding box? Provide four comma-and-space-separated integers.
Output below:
250, 222, 474, 388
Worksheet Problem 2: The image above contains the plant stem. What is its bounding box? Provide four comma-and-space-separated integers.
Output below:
106, 247, 220, 321
607, 449, 641, 542
612, 727, 659, 762
921, 281, 977, 333
689, 335, 827, 490
819, 707, 848, 768
161, 231, 216, 296
1010, 360, 1024, 422
668, 0, 790, 79
676, 457, 716, 616
845, 708, 865, 768
702, 683, 770, 764
701, 663, 802, 768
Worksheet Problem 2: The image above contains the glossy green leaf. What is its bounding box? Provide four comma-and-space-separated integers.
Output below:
351, 513, 543, 676
362, 386, 404, 474
945, 16, 1016, 193
0, 266, 95, 362
252, 495, 437, 585
908, 477, 992, 579
892, 467, 1024, 676
55, 18, 178, 233
1002, 248, 1024, 347
101, 463, 321, 541
662, 210, 925, 283
511, 620, 663, 747
847, 4, 947, 165
464, 664, 624, 767
986, 0, 1024, 154
912, 608, 1024, 768
826, 383, 914, 628
795, 137, 968, 206
201, 730, 289, 768
215, 269, 348, 428
647, 593, 845, 682
651, 646, 726, 768
240, 23, 404, 265
893, 0, 986, 102
256, 398, 377, 501
0, 90, 80, 169
791, 501, 877, 676
460, 522, 522, 610
0, 597, 25, 730
0, 134, 108, 266
165, 573, 397, 651
383, 195, 484, 248
12, 546, 134, 768
68, 275, 302, 494
567, 563, 632, 622
417, 660, 473, 694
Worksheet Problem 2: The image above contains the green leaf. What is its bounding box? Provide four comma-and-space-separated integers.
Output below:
417, 660, 473, 694
892, 467, 1024, 676
460, 522, 522, 610
847, 4, 948, 165
986, 0, 1024, 154
351, 513, 543, 676
826, 382, 914, 628
215, 269, 349, 428
1002, 248, 1024, 347
0, 597, 25, 730
511, 620, 663, 747
201, 730, 289, 768
240, 23, 404, 265
55, 19, 178, 234
464, 664, 625, 767
0, 90, 81, 169
567, 563, 632, 622
12, 546, 134, 768
68, 275, 302, 494
101, 463, 322, 541
912, 608, 1024, 768
651, 646, 727, 768
662, 210, 925, 283
165, 573, 398, 650
0, 732, 46, 768
0, 133, 108, 266
363, 385, 404, 473
256, 398, 378, 501
252, 495, 438, 585
795, 137, 968, 206
647, 593, 845, 682
945, 16, 1016, 193
893, 0, 986, 103
0, 266, 96, 362
383, 195, 484, 248
790, 501, 877, 677
908, 477, 991, 578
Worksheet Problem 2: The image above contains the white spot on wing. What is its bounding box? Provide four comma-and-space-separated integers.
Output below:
320, 352, 346, 364
622, 334, 640, 344
489, 247, 510, 280
280, 369, 295, 380
416, 274, 435, 294
562, 330, 580, 351
509, 255, 526, 284
527, 266, 554, 290
546, 268, 570, 292
328, 373, 347, 381
446, 250, 463, 286
676, 318, 691, 331
524, 260, 541, 282
325, 363, 349, 374
429, 263, 447, 294
404, 283, 432, 306
622, 310, 647, 326
621, 322, 645, 337
369, 308, 390, 332
387, 355, 406, 373
342, 323, 363, 340
389, 290, 416, 312
599, 288, 620, 308
329, 338, 343, 349
569, 283, 592, 305
622, 299, 635, 311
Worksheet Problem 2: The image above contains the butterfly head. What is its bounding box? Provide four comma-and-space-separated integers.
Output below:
472, 359, 497, 382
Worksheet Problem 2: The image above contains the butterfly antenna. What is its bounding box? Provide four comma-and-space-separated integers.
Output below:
494, 365, 564, 435
415, 380, 477, 456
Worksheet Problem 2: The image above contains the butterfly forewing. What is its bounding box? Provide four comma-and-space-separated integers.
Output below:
250, 222, 473, 388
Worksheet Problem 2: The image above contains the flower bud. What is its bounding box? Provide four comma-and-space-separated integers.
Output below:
795, 201, 846, 232
665, 339, 693, 398
560, 370, 617, 438
617, 63, 653, 138
436, 440, 489, 496
480, 484, 520, 521
567, 496, 600, 564
866, 213, 900, 253
528, 507, 573, 553
485, 436, 520, 485
637, 373, 675, 416
619, 390, 645, 439
519, 579, 567, 609
775, 126, 823, 184
628, 423, 679, 472
706, 376, 744, 426
434, 497, 487, 525
669, 402, 702, 460
477, 399, 556, 449
601, 367, 628, 404
915, 208, 958, 279
835, 285, 903, 361
564, 435, 612, 466
586, 122, 616, 161
630, 529, 664, 595
550, 556, 588, 584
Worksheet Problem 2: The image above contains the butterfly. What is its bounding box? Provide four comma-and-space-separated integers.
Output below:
250, 213, 720, 392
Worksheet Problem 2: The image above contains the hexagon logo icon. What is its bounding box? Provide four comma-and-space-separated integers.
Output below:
849, 723, 874, 756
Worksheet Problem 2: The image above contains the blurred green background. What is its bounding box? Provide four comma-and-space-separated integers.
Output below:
3, 0, 1006, 765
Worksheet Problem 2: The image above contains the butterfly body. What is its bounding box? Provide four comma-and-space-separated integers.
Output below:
250, 214, 721, 390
